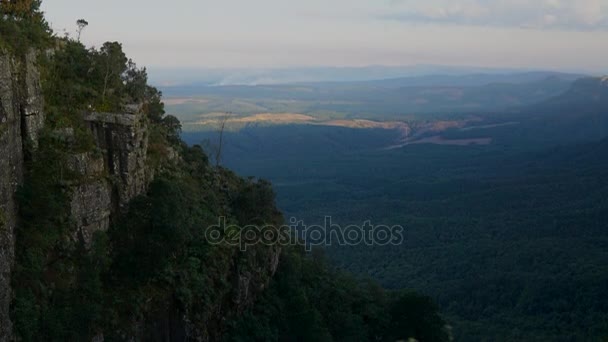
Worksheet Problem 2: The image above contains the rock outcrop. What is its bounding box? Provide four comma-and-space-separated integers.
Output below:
84, 106, 150, 209
0, 47, 281, 342
0, 49, 151, 338
0, 49, 45, 341
69, 106, 151, 246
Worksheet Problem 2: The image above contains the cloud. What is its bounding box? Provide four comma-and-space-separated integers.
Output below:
382, 0, 608, 30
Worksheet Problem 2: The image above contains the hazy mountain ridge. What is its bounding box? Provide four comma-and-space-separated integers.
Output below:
479, 75, 608, 147
164, 72, 583, 133
150, 65, 534, 87
303, 71, 586, 88
530, 75, 608, 113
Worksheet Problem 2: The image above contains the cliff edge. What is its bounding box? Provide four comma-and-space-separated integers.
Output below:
0, 49, 45, 340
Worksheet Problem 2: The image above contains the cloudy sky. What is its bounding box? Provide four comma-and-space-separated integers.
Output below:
42, 0, 608, 72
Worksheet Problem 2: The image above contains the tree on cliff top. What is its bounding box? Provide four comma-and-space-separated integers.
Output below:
76, 19, 88, 41
0, 0, 41, 17
96, 41, 128, 108
0, 0, 49, 51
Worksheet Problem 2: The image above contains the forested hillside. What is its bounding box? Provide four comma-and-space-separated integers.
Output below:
185, 122, 608, 340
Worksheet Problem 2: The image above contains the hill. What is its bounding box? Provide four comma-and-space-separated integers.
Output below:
438, 76, 608, 148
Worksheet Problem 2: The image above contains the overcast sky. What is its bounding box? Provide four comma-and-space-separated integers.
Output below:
42, 0, 608, 72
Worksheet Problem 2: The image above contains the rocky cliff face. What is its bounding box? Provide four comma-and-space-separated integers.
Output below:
0, 49, 151, 339
0, 49, 45, 341
1, 47, 281, 342
70, 106, 151, 246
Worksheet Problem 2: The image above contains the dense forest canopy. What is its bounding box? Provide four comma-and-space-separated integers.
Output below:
180, 90, 608, 340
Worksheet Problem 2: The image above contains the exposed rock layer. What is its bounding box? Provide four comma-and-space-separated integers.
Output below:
0, 49, 45, 342
70, 109, 151, 247
0, 49, 281, 342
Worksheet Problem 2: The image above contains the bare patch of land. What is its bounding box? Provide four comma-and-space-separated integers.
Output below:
163, 98, 210, 105
409, 136, 492, 146
386, 136, 492, 149
193, 113, 316, 126
186, 111, 502, 149
460, 121, 520, 131
322, 119, 408, 130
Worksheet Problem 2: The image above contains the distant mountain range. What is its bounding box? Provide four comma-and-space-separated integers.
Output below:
162, 72, 587, 119
528, 76, 608, 113
150, 65, 590, 87
509, 76, 608, 145
306, 71, 586, 89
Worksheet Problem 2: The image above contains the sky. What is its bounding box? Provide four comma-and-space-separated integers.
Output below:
42, 0, 608, 72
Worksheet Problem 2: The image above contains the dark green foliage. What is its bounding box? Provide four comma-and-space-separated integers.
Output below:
40, 35, 177, 159
225, 249, 450, 342
123, 60, 148, 102
232, 178, 279, 225
0, 0, 50, 52
162, 114, 182, 144
387, 292, 449, 342
144, 86, 166, 123
42, 40, 98, 124
102, 148, 293, 338
196, 124, 608, 341
12, 131, 107, 341
110, 175, 202, 283
95, 41, 127, 110
42, 39, 161, 117
181, 144, 209, 175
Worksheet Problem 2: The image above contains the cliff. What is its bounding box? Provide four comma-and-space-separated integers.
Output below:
0, 47, 152, 339
0, 46, 282, 341
0, 49, 45, 340
70, 106, 151, 246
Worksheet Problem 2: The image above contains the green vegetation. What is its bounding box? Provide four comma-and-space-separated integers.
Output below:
13, 130, 78, 340
0, 0, 50, 52
226, 249, 450, 342
42, 39, 159, 118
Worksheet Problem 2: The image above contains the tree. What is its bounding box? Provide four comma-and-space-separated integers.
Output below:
76, 19, 88, 41
123, 60, 148, 103
387, 292, 451, 342
95, 41, 127, 108
143, 86, 165, 122
0, 0, 49, 51
200, 112, 231, 168
162, 115, 182, 144
0, 0, 40, 18
215, 112, 231, 167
